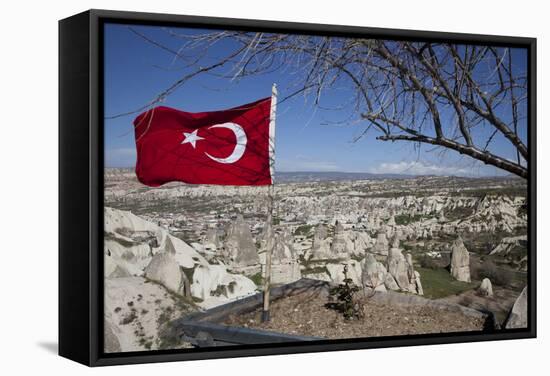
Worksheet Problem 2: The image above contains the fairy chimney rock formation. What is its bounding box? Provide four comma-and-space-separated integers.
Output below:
450, 237, 471, 282
361, 253, 387, 291
224, 214, 260, 266
311, 224, 332, 259
371, 231, 389, 256
331, 221, 348, 256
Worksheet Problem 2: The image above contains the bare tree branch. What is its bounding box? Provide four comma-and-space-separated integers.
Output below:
116, 28, 529, 178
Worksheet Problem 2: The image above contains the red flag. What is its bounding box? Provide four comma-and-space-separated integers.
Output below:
133, 98, 274, 187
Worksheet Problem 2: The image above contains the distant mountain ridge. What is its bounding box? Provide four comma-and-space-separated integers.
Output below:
275, 171, 417, 182
104, 168, 513, 183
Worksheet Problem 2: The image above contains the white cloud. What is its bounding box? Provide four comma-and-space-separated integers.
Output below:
368, 161, 472, 176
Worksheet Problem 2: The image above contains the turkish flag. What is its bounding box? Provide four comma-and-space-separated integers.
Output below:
133, 97, 273, 187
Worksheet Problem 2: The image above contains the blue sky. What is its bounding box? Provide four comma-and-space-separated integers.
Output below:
104, 23, 528, 177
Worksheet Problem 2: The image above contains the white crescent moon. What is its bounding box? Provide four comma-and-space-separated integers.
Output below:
204, 122, 247, 164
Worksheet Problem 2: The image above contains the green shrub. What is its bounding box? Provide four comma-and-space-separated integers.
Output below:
325, 265, 363, 320
417, 254, 440, 270
472, 259, 513, 287
249, 272, 263, 286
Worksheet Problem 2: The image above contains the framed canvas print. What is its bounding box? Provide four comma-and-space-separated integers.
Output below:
59, 9, 536, 366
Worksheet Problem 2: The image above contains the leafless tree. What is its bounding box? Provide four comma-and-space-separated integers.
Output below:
112, 28, 529, 178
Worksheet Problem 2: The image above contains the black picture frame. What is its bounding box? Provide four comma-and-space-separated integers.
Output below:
59, 9, 537, 367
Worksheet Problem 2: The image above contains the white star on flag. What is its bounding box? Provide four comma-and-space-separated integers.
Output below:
181, 129, 204, 148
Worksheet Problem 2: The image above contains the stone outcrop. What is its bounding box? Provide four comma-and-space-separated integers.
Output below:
450, 237, 471, 282
263, 261, 301, 284
310, 224, 333, 259
203, 227, 222, 250
371, 231, 389, 256
144, 252, 186, 296
413, 271, 423, 295
224, 214, 259, 266
344, 231, 372, 257
361, 245, 422, 295
104, 237, 152, 278
191, 263, 256, 304
490, 235, 527, 256
479, 278, 493, 297
313, 224, 328, 241
269, 233, 301, 284
272, 232, 295, 262
331, 221, 348, 256
505, 286, 528, 329
385, 246, 423, 294
387, 247, 411, 291
361, 253, 387, 291
326, 260, 362, 286
384, 273, 400, 291
105, 207, 256, 308
104, 320, 122, 353
104, 276, 195, 352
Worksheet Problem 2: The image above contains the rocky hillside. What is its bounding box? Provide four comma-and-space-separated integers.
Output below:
104, 207, 257, 352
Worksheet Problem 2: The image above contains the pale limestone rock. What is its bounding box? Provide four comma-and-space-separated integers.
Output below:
361, 253, 387, 291
313, 224, 328, 243
104, 207, 163, 241
414, 270, 424, 295
392, 236, 401, 250
204, 227, 221, 249
224, 214, 259, 266
104, 254, 131, 279
190, 263, 228, 301
326, 260, 362, 286
104, 277, 192, 352
272, 233, 296, 263
311, 224, 334, 259
144, 252, 184, 295
489, 235, 527, 256
263, 261, 301, 284
104, 320, 122, 353
371, 231, 389, 256
190, 263, 256, 305
405, 252, 419, 292
344, 231, 373, 257
168, 234, 207, 269
505, 287, 528, 329
479, 278, 494, 297
387, 247, 410, 290
311, 238, 333, 259
331, 221, 348, 256
270, 233, 301, 283
450, 237, 471, 282
104, 239, 152, 277
384, 273, 400, 291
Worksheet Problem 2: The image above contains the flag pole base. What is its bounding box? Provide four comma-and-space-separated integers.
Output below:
261, 310, 270, 323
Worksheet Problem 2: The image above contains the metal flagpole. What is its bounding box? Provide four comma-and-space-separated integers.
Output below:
262, 83, 277, 322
